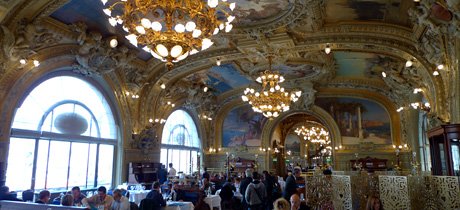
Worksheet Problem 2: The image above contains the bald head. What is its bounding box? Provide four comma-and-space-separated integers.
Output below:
290, 194, 300, 210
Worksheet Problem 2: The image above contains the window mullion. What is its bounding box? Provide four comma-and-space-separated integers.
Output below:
66, 142, 72, 190
44, 140, 51, 189
94, 144, 100, 188
86, 143, 90, 189
31, 138, 40, 190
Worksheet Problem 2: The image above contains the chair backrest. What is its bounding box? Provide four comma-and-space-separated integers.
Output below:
22, 190, 34, 202
139, 199, 160, 210
331, 175, 352, 210
378, 175, 410, 209
183, 191, 199, 204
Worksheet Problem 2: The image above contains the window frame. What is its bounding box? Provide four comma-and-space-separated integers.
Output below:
6, 74, 119, 192
161, 109, 201, 174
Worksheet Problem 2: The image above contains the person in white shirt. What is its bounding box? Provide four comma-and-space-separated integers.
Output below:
168, 163, 177, 176
111, 189, 130, 210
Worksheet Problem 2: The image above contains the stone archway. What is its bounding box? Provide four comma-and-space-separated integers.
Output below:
260, 105, 341, 173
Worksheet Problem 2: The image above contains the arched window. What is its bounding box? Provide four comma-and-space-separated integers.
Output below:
160, 110, 200, 175
6, 76, 118, 192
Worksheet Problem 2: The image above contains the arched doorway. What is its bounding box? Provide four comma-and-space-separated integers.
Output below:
265, 108, 341, 176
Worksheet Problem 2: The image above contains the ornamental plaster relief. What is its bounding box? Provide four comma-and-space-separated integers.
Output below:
1, 0, 459, 152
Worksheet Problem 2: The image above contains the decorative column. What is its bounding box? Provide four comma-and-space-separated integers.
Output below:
357, 106, 363, 139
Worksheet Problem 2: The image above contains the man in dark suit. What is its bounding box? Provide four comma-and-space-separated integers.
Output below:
263, 171, 274, 210
202, 167, 210, 180
283, 167, 301, 201
158, 164, 168, 184
145, 181, 166, 208
239, 169, 253, 209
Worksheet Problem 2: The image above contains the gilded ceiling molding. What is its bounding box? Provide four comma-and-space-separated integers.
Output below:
316, 88, 402, 146
293, 22, 414, 43
1, 0, 68, 27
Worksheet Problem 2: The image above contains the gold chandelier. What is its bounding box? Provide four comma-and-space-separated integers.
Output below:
101, 0, 236, 68
294, 123, 330, 145
241, 57, 301, 119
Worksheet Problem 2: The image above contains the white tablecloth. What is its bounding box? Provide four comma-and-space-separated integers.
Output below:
163, 201, 194, 210
128, 190, 150, 205
204, 195, 221, 210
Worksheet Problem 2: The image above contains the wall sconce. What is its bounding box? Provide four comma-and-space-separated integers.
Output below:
208, 147, 221, 153
334, 145, 343, 150
324, 43, 331, 54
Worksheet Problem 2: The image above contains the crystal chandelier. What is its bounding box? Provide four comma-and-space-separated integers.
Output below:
241, 57, 301, 119
295, 124, 330, 145
101, 0, 236, 68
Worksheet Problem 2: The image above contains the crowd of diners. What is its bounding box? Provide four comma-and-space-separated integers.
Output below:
0, 163, 382, 210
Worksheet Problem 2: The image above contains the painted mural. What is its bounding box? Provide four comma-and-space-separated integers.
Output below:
222, 105, 267, 147
315, 97, 391, 145
285, 134, 301, 155
233, 0, 291, 25
325, 0, 410, 25
273, 64, 317, 80
183, 64, 252, 95
334, 52, 400, 78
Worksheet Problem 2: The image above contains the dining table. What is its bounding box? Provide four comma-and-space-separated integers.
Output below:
128, 190, 150, 205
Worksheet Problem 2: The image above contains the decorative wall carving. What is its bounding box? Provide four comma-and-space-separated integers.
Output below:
378, 175, 410, 210
71, 23, 137, 77
132, 123, 160, 154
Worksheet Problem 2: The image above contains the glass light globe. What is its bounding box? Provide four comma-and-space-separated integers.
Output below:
185, 21, 196, 31
225, 24, 233, 32
170, 45, 183, 58
156, 44, 169, 57
230, 3, 236, 10
136, 26, 146, 34
208, 0, 218, 8
151, 22, 162, 31
175, 24, 185, 33
103, 9, 111, 16
108, 17, 117, 26
175, 51, 189, 61
227, 16, 235, 23
125, 34, 138, 46
141, 18, 151, 28
201, 38, 213, 50
192, 29, 202, 38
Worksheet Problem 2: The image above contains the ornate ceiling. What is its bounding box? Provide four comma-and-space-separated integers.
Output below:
0, 0, 459, 143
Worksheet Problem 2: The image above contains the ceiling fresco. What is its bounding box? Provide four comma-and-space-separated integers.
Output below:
325, 0, 413, 26
334, 51, 401, 78
233, 0, 291, 25
272, 64, 317, 80
183, 64, 252, 95
50, 0, 152, 60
